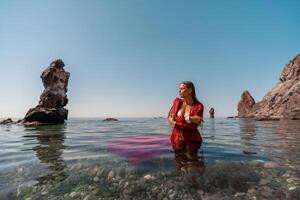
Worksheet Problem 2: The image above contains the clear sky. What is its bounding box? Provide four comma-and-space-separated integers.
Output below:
0, 0, 299, 118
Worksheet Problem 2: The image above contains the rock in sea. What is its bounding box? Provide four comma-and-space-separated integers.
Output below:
0, 118, 13, 125
237, 90, 255, 118
21, 59, 70, 125
209, 108, 215, 118
102, 118, 118, 122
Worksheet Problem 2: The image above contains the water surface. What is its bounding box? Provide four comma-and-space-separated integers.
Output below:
0, 118, 299, 199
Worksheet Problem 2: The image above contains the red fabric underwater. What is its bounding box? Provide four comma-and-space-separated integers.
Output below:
107, 135, 171, 164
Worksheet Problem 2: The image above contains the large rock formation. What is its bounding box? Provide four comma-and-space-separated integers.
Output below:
238, 54, 300, 120
237, 91, 255, 117
22, 59, 70, 125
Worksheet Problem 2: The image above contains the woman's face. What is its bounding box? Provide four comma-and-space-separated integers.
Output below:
179, 83, 192, 98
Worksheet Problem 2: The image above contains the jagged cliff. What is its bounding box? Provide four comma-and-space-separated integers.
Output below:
238, 54, 300, 120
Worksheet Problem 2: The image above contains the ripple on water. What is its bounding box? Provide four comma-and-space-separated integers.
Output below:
0, 118, 300, 199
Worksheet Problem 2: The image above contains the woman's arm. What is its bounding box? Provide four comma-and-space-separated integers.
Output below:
189, 115, 203, 125
168, 103, 176, 126
175, 118, 198, 130
175, 104, 204, 130
168, 115, 176, 126
190, 104, 204, 125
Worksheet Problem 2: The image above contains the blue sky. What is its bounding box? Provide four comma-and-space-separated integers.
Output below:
0, 0, 299, 118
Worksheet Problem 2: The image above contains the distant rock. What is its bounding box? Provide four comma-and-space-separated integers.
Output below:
209, 108, 215, 118
237, 91, 255, 117
0, 118, 13, 125
22, 59, 70, 125
102, 118, 118, 122
227, 116, 237, 119
238, 54, 300, 120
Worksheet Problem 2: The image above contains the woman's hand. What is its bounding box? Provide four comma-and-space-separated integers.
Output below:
168, 114, 176, 127
189, 115, 203, 125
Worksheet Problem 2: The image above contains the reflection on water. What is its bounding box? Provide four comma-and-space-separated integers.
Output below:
239, 118, 257, 134
273, 120, 300, 173
173, 152, 205, 176
27, 125, 67, 184
239, 118, 258, 155
206, 118, 216, 140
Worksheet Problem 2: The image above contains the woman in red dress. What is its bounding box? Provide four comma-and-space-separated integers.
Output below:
168, 81, 204, 159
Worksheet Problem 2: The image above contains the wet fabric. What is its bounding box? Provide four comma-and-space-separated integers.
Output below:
107, 134, 170, 164
170, 98, 204, 152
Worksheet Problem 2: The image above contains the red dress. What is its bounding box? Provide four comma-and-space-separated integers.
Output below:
170, 98, 204, 152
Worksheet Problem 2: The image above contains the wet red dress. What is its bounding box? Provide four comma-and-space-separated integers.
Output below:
170, 98, 204, 152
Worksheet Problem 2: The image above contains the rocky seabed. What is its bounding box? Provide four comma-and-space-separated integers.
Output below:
1, 159, 299, 200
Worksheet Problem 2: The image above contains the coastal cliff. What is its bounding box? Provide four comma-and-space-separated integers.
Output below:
238, 54, 300, 120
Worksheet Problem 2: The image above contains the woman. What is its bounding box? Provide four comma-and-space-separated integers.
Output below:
168, 81, 204, 159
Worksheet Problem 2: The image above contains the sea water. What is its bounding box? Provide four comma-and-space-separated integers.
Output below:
0, 118, 299, 199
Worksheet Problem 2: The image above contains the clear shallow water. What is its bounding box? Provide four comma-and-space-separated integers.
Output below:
0, 118, 299, 199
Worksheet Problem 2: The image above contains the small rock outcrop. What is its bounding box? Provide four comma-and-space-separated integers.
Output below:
0, 118, 13, 125
209, 108, 215, 118
238, 54, 300, 120
22, 59, 70, 125
237, 91, 255, 117
102, 118, 118, 122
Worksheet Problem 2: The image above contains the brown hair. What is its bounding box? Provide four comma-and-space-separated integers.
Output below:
180, 81, 199, 103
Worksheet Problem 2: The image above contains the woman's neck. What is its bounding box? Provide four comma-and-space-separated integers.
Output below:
184, 96, 194, 106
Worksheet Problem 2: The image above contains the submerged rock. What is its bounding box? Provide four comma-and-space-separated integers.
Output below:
263, 162, 278, 169
8, 158, 299, 200
22, 59, 70, 125
238, 54, 300, 120
242, 150, 257, 155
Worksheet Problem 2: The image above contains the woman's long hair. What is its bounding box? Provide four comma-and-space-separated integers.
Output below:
180, 81, 199, 103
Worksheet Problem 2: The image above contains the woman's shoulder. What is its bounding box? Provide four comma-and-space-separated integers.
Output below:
194, 101, 204, 109
192, 101, 204, 116
172, 97, 182, 104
